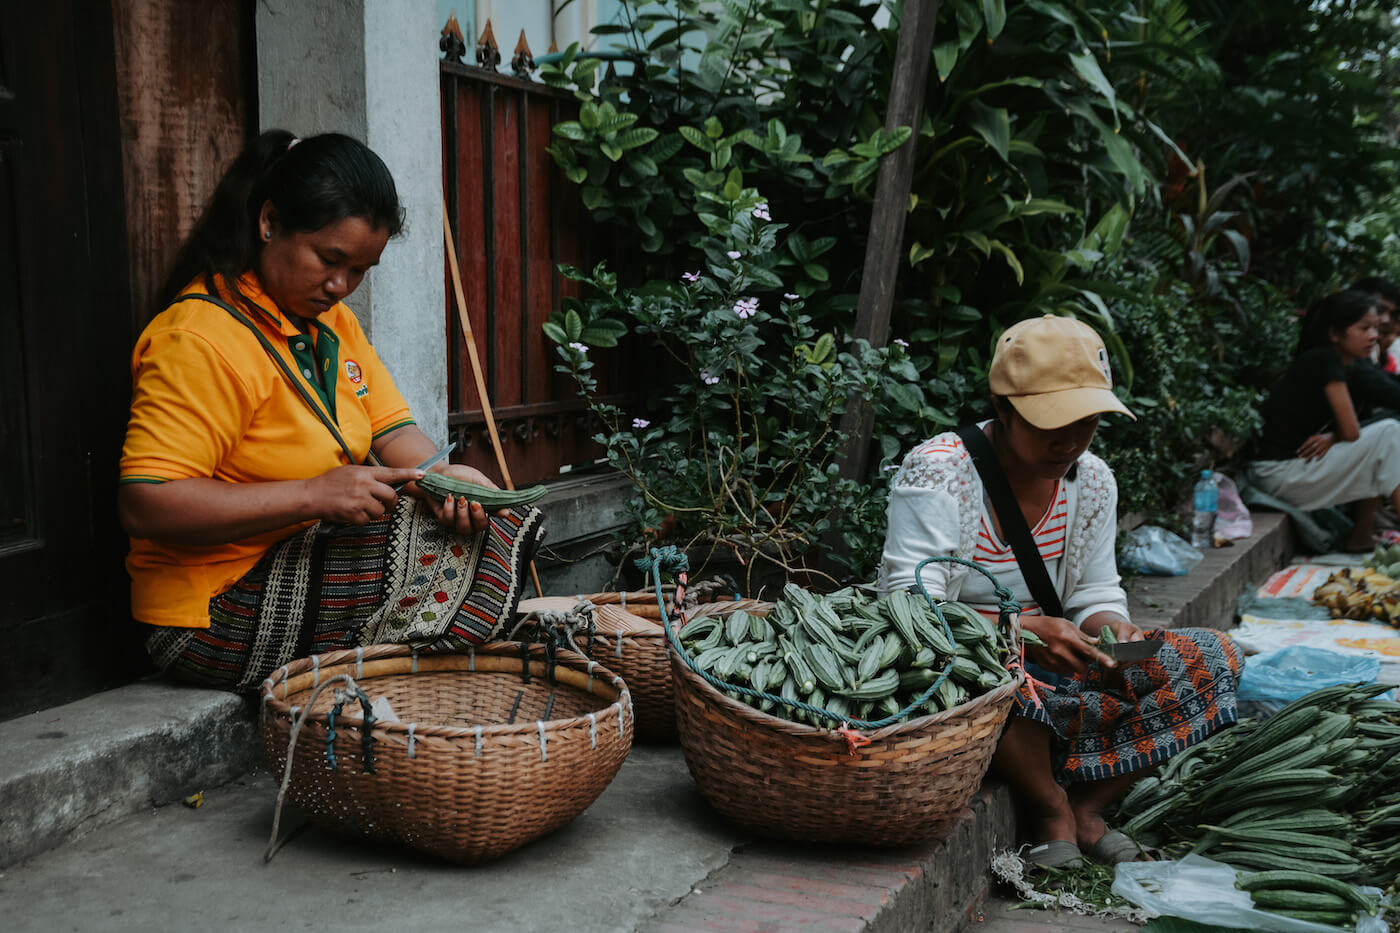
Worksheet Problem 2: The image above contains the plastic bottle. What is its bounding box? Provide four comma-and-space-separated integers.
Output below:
1191, 469, 1218, 550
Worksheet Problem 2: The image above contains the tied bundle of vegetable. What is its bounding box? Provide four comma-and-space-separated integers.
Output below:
415, 473, 548, 510
1109, 682, 1400, 921
676, 583, 1015, 727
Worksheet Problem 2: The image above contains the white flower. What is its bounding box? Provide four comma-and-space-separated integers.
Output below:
783, 292, 800, 301
733, 297, 759, 319
701, 370, 720, 385
726, 250, 742, 260
681, 271, 701, 283
632, 418, 651, 429
752, 203, 771, 221
894, 338, 910, 348
568, 342, 588, 353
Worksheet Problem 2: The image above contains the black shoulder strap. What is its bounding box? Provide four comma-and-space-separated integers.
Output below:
175, 293, 379, 466
955, 424, 1064, 618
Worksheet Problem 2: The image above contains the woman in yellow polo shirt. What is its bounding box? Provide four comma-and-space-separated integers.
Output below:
119, 130, 544, 690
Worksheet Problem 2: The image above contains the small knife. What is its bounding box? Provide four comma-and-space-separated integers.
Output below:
392, 441, 456, 491
1104, 640, 1160, 664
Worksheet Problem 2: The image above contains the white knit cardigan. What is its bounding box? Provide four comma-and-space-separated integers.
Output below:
876, 428, 1129, 624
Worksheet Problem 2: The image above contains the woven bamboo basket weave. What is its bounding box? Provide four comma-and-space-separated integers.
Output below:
583, 595, 774, 743
668, 646, 1023, 845
258, 642, 632, 864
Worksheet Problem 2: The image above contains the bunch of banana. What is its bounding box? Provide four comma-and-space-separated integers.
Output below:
1363, 543, 1400, 579
1311, 566, 1400, 624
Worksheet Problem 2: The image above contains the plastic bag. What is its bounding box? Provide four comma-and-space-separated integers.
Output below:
1237, 647, 1382, 718
1112, 855, 1386, 933
1215, 472, 1253, 540
1119, 525, 1205, 576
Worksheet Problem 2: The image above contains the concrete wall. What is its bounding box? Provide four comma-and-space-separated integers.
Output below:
257, 0, 449, 444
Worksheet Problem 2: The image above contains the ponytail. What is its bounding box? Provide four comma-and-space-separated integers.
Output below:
156, 130, 404, 315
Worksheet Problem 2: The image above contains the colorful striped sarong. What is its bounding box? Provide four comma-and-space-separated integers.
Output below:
1015, 627, 1243, 783
145, 498, 544, 690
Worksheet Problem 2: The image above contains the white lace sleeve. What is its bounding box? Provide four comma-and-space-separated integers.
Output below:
1063, 452, 1129, 624
877, 434, 981, 599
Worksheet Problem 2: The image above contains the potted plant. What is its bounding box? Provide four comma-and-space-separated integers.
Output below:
544, 183, 903, 596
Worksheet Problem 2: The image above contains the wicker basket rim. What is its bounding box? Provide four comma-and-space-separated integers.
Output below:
668, 643, 1024, 743
260, 643, 630, 740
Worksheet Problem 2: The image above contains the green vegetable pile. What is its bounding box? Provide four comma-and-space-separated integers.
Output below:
1110, 682, 1400, 926
676, 583, 1016, 727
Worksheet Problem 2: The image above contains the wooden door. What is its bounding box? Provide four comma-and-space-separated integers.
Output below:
0, 1, 141, 719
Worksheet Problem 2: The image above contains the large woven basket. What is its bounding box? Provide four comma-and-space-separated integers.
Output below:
258, 643, 632, 864
583, 595, 773, 743
669, 646, 1023, 846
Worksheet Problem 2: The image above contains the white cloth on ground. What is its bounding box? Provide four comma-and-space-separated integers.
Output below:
1247, 418, 1400, 511
877, 427, 1129, 625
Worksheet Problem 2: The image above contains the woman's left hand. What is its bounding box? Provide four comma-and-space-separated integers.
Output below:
1079, 614, 1144, 643
407, 463, 507, 536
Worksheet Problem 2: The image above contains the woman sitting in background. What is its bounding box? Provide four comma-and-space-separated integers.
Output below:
1248, 289, 1400, 552
879, 315, 1241, 869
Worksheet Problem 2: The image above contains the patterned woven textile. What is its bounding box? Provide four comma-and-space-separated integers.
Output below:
146, 498, 544, 690
1014, 628, 1243, 783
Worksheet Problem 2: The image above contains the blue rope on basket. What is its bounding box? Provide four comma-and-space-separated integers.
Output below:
636, 546, 1021, 733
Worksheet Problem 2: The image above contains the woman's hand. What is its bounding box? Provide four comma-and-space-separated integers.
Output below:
407, 463, 507, 536
304, 465, 423, 524
1020, 614, 1115, 675
1297, 431, 1336, 462
1078, 614, 1144, 644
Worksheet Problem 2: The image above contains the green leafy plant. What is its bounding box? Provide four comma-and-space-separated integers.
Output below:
544, 185, 902, 588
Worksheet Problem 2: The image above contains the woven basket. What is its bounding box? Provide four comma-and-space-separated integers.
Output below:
669, 645, 1023, 845
258, 643, 632, 864
583, 596, 773, 743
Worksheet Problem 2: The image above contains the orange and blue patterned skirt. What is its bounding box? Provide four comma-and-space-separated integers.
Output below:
1017, 628, 1243, 783
145, 498, 544, 691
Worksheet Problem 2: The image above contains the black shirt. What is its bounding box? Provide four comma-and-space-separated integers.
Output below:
1347, 358, 1400, 420
1256, 346, 1348, 460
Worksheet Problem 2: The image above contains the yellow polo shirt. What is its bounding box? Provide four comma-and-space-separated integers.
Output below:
120, 274, 415, 628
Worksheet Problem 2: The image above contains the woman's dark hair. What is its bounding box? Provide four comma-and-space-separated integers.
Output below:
1297, 289, 1378, 354
1351, 276, 1400, 306
156, 130, 405, 313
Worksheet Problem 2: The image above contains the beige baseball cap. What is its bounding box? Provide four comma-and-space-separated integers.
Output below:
988, 314, 1134, 429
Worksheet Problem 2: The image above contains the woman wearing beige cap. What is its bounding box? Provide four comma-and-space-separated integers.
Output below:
879, 314, 1242, 869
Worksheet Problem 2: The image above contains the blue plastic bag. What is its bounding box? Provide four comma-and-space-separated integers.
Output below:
1118, 525, 1204, 576
1238, 646, 1382, 718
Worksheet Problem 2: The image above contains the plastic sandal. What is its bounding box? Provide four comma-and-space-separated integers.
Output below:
1086, 828, 1143, 864
1025, 839, 1084, 869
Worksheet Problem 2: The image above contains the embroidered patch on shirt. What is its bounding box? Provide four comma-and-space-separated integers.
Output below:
345, 359, 363, 384
355, 385, 369, 398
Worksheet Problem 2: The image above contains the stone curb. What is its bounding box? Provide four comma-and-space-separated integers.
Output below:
642, 784, 1017, 933
0, 680, 256, 868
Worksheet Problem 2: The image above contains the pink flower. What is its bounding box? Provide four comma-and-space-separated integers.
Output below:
894, 338, 909, 348
733, 297, 759, 319
681, 271, 701, 283
726, 250, 741, 260
568, 342, 588, 353
632, 418, 651, 429
783, 292, 800, 301
752, 203, 771, 221
701, 370, 720, 385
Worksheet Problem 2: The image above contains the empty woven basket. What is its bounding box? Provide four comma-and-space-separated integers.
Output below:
259, 642, 632, 864
583, 595, 773, 743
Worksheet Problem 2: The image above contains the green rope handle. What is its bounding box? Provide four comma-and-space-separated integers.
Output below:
636, 547, 1021, 732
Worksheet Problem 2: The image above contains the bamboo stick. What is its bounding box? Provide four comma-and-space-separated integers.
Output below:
442, 199, 543, 598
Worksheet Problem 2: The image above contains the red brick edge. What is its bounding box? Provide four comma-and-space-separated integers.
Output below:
643, 781, 1017, 933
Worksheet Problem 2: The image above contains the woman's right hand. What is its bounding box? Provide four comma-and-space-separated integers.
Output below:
1297, 431, 1336, 462
1021, 614, 1115, 675
304, 465, 424, 525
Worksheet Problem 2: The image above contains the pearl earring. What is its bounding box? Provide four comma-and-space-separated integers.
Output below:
263, 231, 271, 240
